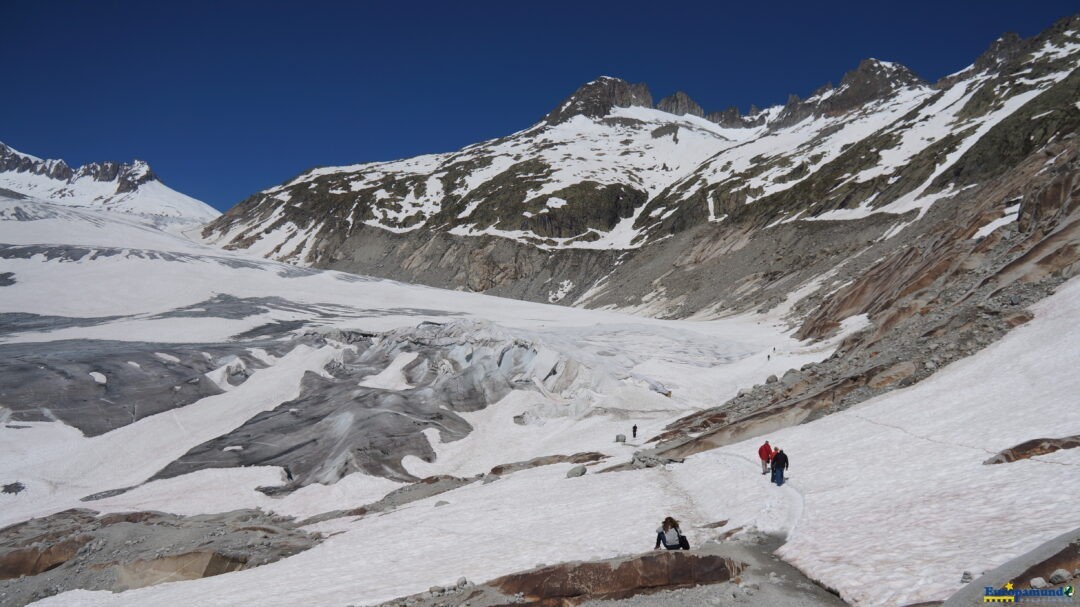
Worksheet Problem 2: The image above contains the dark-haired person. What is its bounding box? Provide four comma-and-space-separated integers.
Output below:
654, 516, 685, 550
771, 448, 789, 486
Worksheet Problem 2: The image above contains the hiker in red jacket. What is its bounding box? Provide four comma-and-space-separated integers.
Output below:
757, 440, 772, 475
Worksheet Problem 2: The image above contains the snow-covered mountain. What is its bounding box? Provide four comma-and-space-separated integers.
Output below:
202, 16, 1078, 315
1, 11, 1079, 607
0, 142, 219, 225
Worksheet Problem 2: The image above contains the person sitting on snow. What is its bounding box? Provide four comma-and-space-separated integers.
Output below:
654, 516, 686, 550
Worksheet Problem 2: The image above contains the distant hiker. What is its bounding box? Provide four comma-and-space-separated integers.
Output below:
771, 449, 789, 486
632, 425, 638, 439
654, 516, 687, 550
757, 440, 772, 475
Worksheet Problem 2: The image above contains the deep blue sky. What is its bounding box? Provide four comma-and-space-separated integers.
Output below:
2, 1, 1076, 211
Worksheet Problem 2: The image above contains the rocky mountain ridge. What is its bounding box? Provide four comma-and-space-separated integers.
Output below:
203, 14, 1078, 324
0, 143, 219, 223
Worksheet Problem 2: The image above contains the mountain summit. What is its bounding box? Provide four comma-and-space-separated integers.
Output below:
543, 76, 654, 124
0, 142, 219, 224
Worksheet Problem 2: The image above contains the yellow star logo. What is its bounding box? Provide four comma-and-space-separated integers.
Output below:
1004, 582, 1014, 591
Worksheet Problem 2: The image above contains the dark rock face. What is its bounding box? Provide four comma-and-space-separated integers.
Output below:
656, 91, 704, 117
0, 508, 318, 606
705, 106, 764, 128
544, 76, 653, 124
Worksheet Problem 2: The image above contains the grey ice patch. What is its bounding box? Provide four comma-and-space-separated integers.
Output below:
0, 338, 289, 436
0, 272, 14, 286
0, 187, 29, 201
155, 320, 542, 488
0, 312, 123, 336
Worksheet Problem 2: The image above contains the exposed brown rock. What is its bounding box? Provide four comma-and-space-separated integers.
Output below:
489, 452, 607, 476
113, 551, 246, 591
489, 551, 745, 606
983, 435, 1080, 464
867, 361, 917, 389
0, 535, 91, 580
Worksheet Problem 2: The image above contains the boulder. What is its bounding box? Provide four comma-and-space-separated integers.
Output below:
1030, 577, 1049, 589
566, 465, 587, 478
1049, 568, 1071, 584
766, 374, 778, 384
434, 500, 449, 507
615, 434, 626, 443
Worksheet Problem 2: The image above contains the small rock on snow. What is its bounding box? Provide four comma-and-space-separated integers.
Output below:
566, 465, 587, 478
1049, 568, 1071, 584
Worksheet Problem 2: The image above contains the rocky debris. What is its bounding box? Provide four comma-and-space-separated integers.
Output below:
300, 475, 478, 526
867, 361, 916, 389
490, 453, 607, 477
959, 571, 974, 584
1, 482, 24, 495
544, 77, 653, 125
656, 92, 704, 118
983, 435, 1080, 464
0, 508, 318, 607
566, 465, 587, 478
618, 451, 684, 471
0, 272, 14, 286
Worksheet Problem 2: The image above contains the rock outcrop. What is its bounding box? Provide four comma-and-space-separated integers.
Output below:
0, 508, 318, 607
544, 76, 653, 124
656, 91, 705, 117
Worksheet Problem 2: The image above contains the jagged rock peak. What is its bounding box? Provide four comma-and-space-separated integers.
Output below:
0, 142, 73, 180
76, 160, 158, 192
656, 91, 704, 117
0, 141, 158, 191
836, 58, 923, 99
544, 76, 653, 125
705, 106, 767, 129
770, 58, 923, 128
972, 32, 1026, 73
